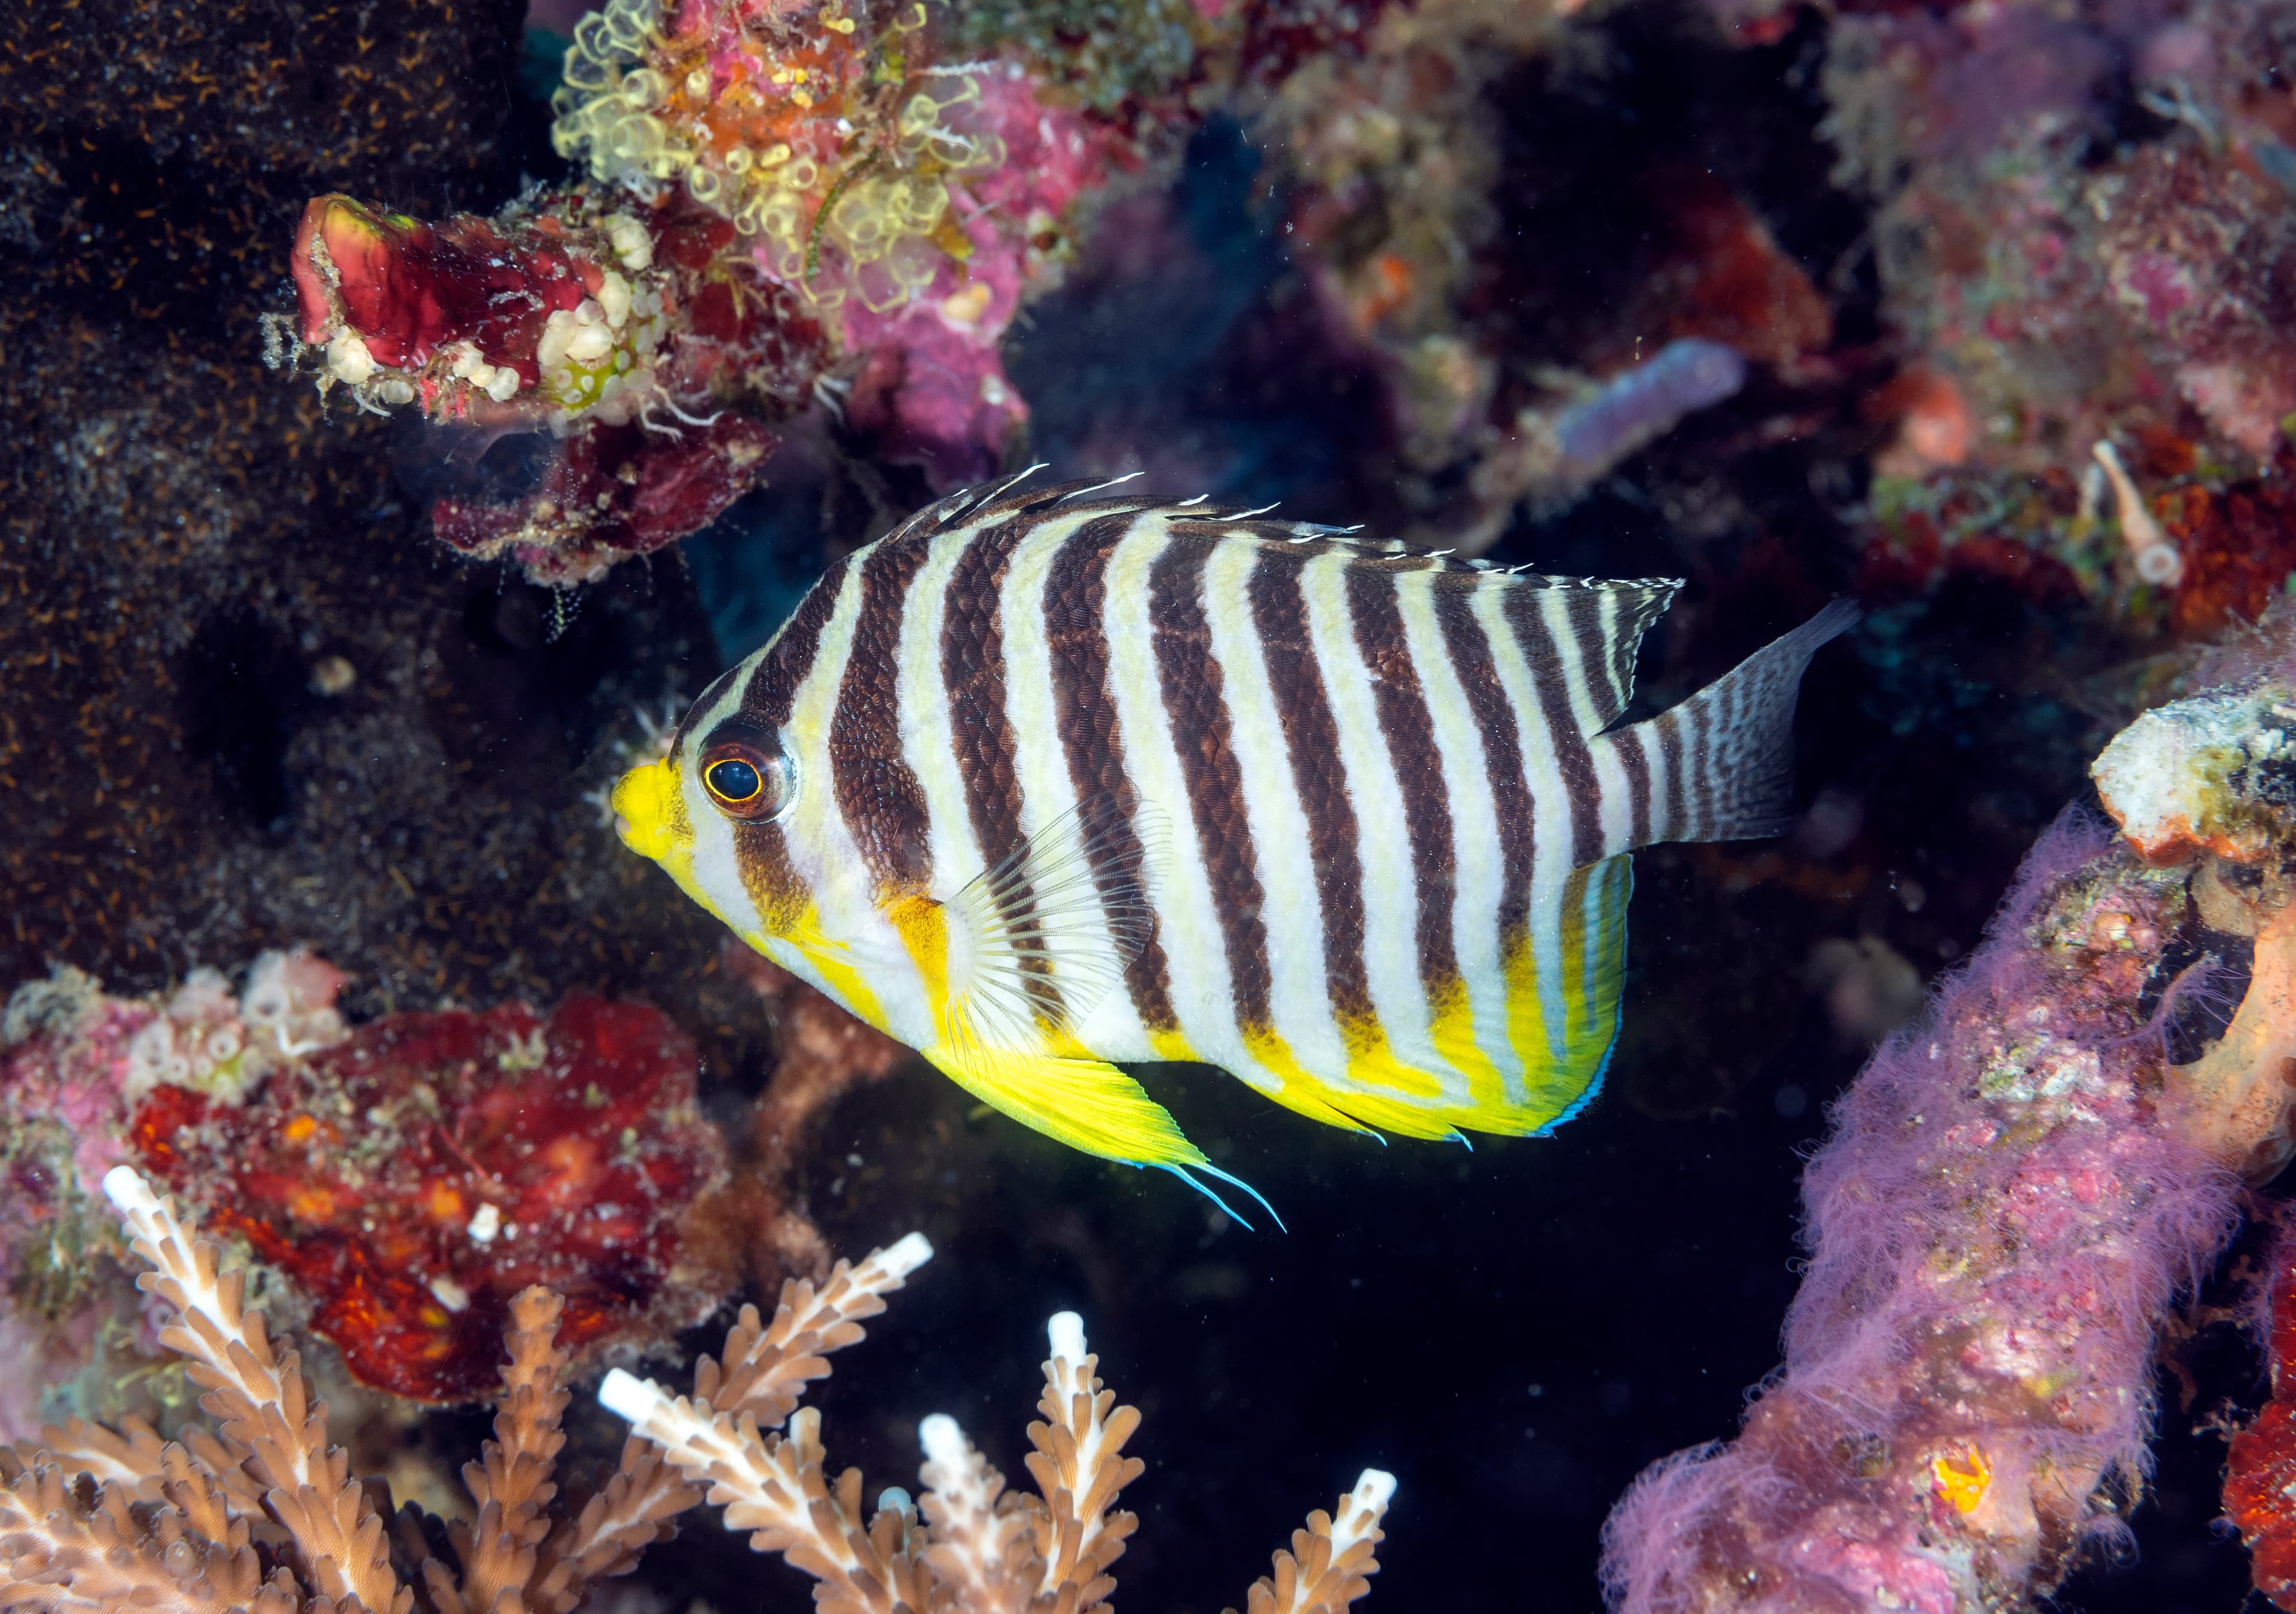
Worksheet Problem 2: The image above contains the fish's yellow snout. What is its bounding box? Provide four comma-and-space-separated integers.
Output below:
610, 759, 679, 862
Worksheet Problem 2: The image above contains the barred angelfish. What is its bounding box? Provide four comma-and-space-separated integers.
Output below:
613, 473, 1853, 1215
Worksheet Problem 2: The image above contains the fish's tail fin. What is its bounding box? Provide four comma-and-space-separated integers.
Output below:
1604, 600, 1857, 850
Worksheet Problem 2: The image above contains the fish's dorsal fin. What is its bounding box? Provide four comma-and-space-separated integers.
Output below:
939, 794, 1164, 1051
1488, 573, 1681, 728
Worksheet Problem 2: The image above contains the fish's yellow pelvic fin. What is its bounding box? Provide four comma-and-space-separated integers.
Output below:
941, 793, 1166, 1051
611, 759, 680, 862
928, 1042, 1281, 1228
930, 1043, 1205, 1168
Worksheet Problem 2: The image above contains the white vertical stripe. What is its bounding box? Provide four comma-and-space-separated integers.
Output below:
1538, 587, 1608, 740
1202, 536, 1347, 1077
896, 530, 980, 899
1394, 572, 1506, 1087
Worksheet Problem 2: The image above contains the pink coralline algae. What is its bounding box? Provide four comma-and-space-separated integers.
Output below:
274, 0, 1147, 582
1600, 641, 2296, 1612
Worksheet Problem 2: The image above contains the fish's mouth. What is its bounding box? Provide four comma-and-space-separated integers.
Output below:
609, 759, 678, 861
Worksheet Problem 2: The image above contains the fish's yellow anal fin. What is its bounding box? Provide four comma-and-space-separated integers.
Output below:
1253, 1017, 1463, 1139
928, 1042, 1209, 1171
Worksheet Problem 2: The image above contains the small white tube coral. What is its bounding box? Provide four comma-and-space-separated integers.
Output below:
2092, 440, 2184, 587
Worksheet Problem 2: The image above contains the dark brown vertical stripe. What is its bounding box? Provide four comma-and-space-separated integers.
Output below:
1151, 534, 1276, 1032
1657, 710, 1689, 843
1043, 515, 1180, 1034
1688, 689, 1714, 838
743, 554, 851, 727
729, 555, 854, 927
1563, 584, 1623, 726
1346, 565, 1463, 996
1250, 549, 1373, 1026
941, 516, 1061, 1006
1611, 725, 1653, 849
1504, 590, 1605, 870
830, 538, 936, 893
1432, 575, 1538, 962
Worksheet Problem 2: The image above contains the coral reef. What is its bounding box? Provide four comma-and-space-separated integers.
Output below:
283, 190, 810, 582
602, 1295, 1392, 1614
277, 0, 1160, 580
3, 1168, 1391, 1614
0, 950, 905, 1414
1247, 0, 1846, 549
130, 993, 732, 1404
1823, 0, 2296, 478
1598, 640, 2296, 1607
1, 951, 347, 1442
0, 1166, 927, 1614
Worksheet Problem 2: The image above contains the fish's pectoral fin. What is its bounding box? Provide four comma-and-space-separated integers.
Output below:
941, 792, 1167, 1049
927, 1042, 1204, 1169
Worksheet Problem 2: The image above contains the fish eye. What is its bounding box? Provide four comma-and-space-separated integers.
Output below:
706, 756, 761, 802
698, 736, 793, 822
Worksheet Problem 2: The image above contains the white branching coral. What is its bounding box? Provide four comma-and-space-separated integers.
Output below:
1, 1168, 921, 1614
600, 1299, 1395, 1614
3, 1168, 1390, 1614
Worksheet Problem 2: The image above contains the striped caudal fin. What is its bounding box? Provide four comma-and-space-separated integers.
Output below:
1599, 599, 1858, 850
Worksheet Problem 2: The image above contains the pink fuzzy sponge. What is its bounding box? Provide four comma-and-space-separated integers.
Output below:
1602, 804, 2252, 1612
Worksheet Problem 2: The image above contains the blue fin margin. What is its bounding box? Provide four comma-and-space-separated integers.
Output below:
1150, 1160, 1287, 1233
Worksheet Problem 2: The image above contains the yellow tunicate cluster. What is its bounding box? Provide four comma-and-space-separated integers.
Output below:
551, 0, 694, 188
551, 0, 1004, 316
